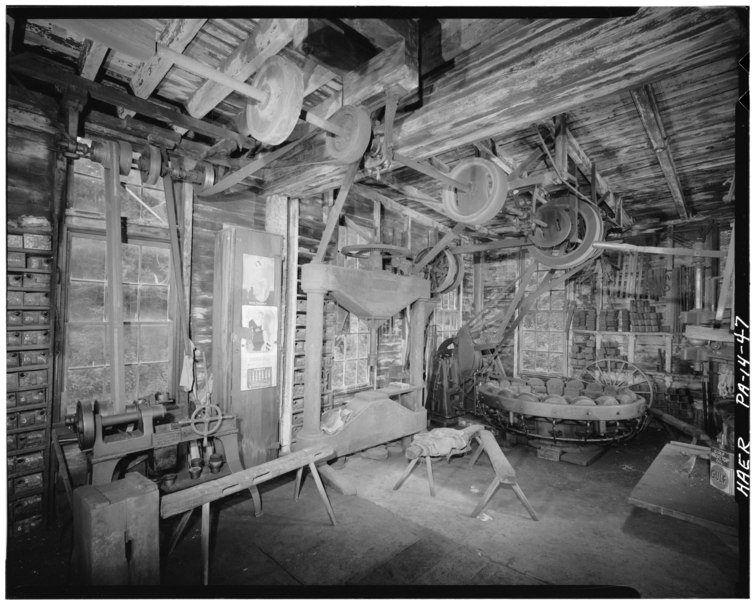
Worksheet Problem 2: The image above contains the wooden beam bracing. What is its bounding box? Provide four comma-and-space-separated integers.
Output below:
77, 39, 108, 80
630, 84, 690, 220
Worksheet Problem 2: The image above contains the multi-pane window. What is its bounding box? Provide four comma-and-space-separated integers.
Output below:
431, 288, 461, 349
519, 266, 566, 376
63, 235, 174, 416
332, 313, 370, 392
61, 155, 174, 417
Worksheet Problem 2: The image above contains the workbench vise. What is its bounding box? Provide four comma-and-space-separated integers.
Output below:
66, 400, 244, 486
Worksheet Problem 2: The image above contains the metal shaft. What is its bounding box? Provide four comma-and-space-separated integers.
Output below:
393, 151, 473, 192
158, 44, 269, 104
302, 110, 346, 137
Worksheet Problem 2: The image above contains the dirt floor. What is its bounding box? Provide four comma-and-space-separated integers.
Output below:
5, 423, 746, 598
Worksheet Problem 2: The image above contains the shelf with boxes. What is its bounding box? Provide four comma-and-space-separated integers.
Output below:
290, 294, 335, 441
6, 228, 55, 537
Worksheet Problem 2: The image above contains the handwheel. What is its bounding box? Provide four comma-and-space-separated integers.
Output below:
441, 158, 509, 225
244, 55, 304, 145
189, 403, 224, 438
578, 359, 654, 410
325, 105, 372, 164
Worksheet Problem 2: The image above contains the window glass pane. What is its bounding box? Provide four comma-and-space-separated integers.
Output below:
68, 282, 105, 322
535, 312, 549, 330
122, 244, 141, 283
356, 361, 368, 385
70, 236, 107, 280
138, 362, 169, 397
521, 312, 535, 329
535, 331, 549, 352
140, 324, 171, 362
548, 354, 563, 374
139, 187, 168, 226
549, 311, 563, 331
333, 336, 345, 361
65, 366, 111, 412
124, 323, 138, 363
332, 364, 344, 390
358, 334, 369, 359
67, 324, 108, 367
139, 286, 169, 321
521, 351, 536, 372
345, 333, 357, 357
121, 185, 141, 223
140, 246, 170, 285
548, 333, 563, 353
551, 293, 565, 311
72, 173, 105, 215
535, 353, 548, 372
536, 293, 551, 310
520, 330, 535, 348
124, 364, 139, 403
123, 284, 139, 320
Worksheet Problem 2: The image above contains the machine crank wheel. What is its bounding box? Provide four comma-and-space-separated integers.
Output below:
529, 200, 604, 269
340, 244, 412, 260
325, 105, 372, 164
441, 158, 509, 225
74, 401, 96, 451
579, 359, 654, 410
414, 247, 462, 296
190, 403, 224, 438
244, 55, 304, 145
138, 144, 162, 186
194, 161, 215, 192
529, 202, 572, 248
118, 141, 133, 176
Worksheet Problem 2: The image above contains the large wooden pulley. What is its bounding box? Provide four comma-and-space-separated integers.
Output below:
325, 105, 372, 164
118, 141, 133, 176
529, 202, 572, 248
242, 55, 304, 145
194, 161, 215, 192
414, 247, 463, 296
138, 144, 162, 186
529, 200, 604, 269
441, 158, 509, 225
74, 401, 96, 451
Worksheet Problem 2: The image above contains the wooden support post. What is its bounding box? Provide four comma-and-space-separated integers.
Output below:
301, 290, 326, 438
408, 300, 429, 410
201, 502, 210, 585
425, 455, 435, 497
313, 161, 361, 263
280, 198, 299, 454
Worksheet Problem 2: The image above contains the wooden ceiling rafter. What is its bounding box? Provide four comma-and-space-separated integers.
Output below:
630, 83, 690, 220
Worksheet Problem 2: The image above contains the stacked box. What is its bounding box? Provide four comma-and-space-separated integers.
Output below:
570, 332, 596, 367
597, 309, 618, 331
630, 300, 662, 332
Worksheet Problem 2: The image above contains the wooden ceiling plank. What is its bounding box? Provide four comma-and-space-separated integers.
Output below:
630, 84, 690, 220
185, 18, 307, 119
78, 39, 109, 80
55, 19, 157, 61
340, 19, 411, 50
131, 19, 207, 98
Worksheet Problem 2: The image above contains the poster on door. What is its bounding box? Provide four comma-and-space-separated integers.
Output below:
240, 254, 278, 390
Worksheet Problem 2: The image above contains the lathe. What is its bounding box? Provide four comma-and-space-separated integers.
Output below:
67, 399, 244, 486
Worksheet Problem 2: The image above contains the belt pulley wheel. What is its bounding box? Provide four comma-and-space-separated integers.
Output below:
194, 161, 215, 192
118, 141, 133, 176
529, 203, 572, 248
74, 401, 96, 451
529, 200, 604, 269
244, 55, 304, 145
325, 105, 372, 164
414, 247, 462, 296
441, 158, 509, 225
138, 144, 162, 186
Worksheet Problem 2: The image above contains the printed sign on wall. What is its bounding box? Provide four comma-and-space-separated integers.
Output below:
240, 255, 278, 390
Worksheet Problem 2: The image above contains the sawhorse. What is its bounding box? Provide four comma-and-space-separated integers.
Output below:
160, 445, 336, 584
468, 429, 539, 521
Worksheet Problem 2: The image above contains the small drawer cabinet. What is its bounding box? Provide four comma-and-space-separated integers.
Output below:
6, 228, 55, 537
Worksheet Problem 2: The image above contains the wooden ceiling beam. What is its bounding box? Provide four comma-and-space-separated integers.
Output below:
9, 54, 252, 149
352, 183, 454, 234
261, 9, 739, 200
54, 19, 156, 61
77, 39, 108, 81
185, 18, 307, 119
630, 84, 690, 220
131, 19, 206, 99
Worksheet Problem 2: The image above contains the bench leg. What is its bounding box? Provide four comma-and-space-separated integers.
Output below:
425, 455, 435, 497
294, 466, 304, 501
392, 456, 420, 491
467, 440, 485, 469
308, 463, 337, 526
201, 502, 210, 585
470, 477, 500, 518
168, 509, 194, 555
511, 482, 539, 521
249, 484, 263, 517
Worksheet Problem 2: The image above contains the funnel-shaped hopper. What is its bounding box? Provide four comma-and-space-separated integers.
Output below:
301, 263, 430, 319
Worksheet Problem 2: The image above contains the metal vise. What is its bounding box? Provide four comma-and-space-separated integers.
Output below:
67, 400, 244, 486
